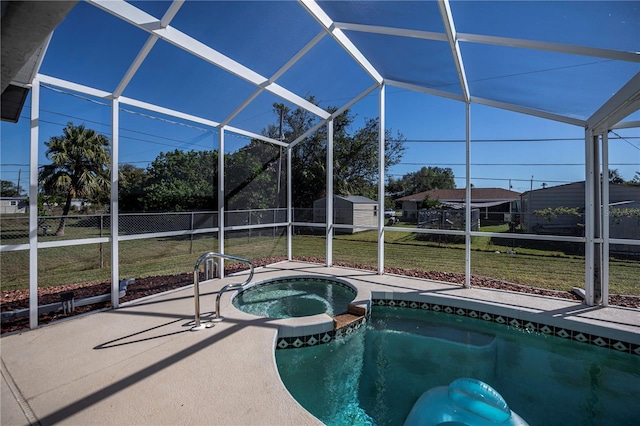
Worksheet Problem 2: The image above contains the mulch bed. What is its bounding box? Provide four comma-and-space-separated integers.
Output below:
2, 256, 638, 334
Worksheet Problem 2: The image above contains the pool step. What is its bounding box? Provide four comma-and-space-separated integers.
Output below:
333, 303, 367, 332
333, 312, 365, 330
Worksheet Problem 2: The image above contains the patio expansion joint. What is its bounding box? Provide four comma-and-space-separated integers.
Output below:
1, 358, 40, 425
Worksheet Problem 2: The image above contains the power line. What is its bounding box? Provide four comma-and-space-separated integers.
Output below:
7, 83, 637, 183
610, 130, 640, 152
396, 162, 638, 167
397, 136, 638, 143
34, 84, 640, 151
31, 117, 214, 152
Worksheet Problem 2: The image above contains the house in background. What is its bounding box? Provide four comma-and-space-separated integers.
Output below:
396, 188, 521, 225
0, 196, 27, 214
313, 195, 378, 234
521, 181, 640, 243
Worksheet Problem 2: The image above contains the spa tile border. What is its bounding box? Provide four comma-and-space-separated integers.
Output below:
372, 298, 640, 356
276, 316, 367, 350
276, 295, 639, 356
242, 276, 357, 296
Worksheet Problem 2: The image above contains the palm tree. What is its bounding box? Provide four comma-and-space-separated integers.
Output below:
39, 123, 110, 236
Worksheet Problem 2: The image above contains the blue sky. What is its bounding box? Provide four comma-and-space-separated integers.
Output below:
1, 0, 638, 196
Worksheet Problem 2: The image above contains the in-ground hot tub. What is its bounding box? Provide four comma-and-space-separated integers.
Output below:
232, 276, 357, 319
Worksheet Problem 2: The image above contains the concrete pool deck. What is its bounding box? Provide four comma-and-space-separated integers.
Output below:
2, 261, 639, 425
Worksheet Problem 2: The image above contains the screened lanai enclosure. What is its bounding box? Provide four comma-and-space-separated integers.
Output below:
1, 0, 639, 331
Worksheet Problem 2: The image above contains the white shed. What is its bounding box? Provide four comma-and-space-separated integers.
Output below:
0, 197, 27, 214
313, 195, 378, 234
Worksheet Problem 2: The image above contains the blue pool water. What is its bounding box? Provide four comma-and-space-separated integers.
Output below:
232, 277, 356, 318
276, 306, 640, 426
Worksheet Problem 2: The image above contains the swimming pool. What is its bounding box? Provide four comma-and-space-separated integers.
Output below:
276, 306, 640, 425
232, 276, 356, 318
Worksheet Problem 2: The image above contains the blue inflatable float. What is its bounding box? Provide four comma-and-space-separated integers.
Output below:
404, 378, 528, 426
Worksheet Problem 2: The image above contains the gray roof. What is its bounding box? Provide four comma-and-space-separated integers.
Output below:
315, 195, 377, 204
397, 188, 521, 203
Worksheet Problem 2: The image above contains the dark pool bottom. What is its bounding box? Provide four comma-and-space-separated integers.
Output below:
276, 306, 640, 426
232, 277, 356, 319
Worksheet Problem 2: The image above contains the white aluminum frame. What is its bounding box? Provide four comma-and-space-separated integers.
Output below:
438, 0, 470, 103
465, 103, 471, 288
217, 127, 226, 277
377, 84, 386, 274
89, 0, 330, 120
326, 120, 334, 266
7, 0, 640, 329
584, 129, 597, 305
299, 0, 383, 84
601, 132, 610, 307
28, 79, 40, 329
111, 97, 120, 308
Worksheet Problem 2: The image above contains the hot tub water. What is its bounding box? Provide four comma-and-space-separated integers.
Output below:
233, 277, 356, 319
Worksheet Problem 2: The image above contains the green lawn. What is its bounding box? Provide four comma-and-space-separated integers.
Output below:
1, 226, 638, 296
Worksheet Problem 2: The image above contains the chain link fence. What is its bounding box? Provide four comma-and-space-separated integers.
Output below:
1, 214, 108, 243
418, 208, 480, 231
0, 209, 290, 245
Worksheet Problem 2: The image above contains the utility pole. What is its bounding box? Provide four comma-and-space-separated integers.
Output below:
275, 103, 289, 213
277, 106, 284, 210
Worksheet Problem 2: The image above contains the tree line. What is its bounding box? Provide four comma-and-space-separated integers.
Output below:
30, 98, 640, 237
27, 100, 458, 235
118, 101, 408, 212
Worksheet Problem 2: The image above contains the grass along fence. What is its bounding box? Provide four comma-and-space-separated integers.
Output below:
1, 228, 638, 296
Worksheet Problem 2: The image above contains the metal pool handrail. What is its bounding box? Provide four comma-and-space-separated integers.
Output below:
192, 252, 254, 330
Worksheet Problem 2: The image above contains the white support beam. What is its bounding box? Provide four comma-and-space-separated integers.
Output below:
111, 97, 120, 308
299, 0, 383, 84
291, 120, 325, 149
38, 74, 288, 148
459, 33, 640, 64
114, 36, 158, 97
471, 96, 586, 127
326, 120, 334, 266
334, 22, 448, 42
88, 0, 330, 120
29, 79, 40, 329
218, 127, 225, 278
601, 132, 610, 307
224, 125, 288, 147
437, 0, 470, 103
333, 22, 640, 64
332, 84, 380, 119
287, 145, 293, 261
612, 120, 640, 130
223, 29, 322, 128
386, 79, 465, 103
588, 72, 640, 134
465, 102, 471, 288
220, 88, 264, 128
584, 129, 596, 306
123, 96, 285, 146
114, 0, 184, 96
159, 0, 184, 28
37, 73, 112, 99
592, 132, 603, 305
119, 96, 220, 128
377, 84, 385, 275
261, 81, 329, 119
157, 26, 266, 83
274, 31, 327, 83
290, 83, 379, 148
